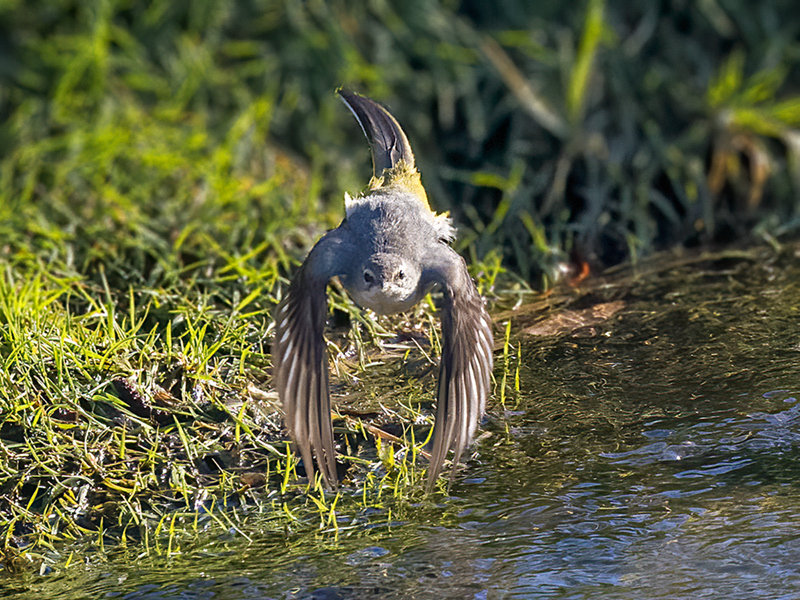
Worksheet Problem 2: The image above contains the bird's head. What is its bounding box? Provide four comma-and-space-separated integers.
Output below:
348, 251, 421, 314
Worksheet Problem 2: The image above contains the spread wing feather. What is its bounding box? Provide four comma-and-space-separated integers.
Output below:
426, 249, 494, 489
273, 232, 346, 489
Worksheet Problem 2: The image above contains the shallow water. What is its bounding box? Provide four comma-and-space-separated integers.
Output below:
4, 245, 800, 599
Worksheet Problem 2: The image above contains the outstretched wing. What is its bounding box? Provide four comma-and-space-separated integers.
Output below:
273, 230, 349, 489
423, 246, 494, 489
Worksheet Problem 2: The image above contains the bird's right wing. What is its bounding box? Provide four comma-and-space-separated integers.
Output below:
273, 230, 349, 489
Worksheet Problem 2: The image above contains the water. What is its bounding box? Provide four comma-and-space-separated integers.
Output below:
4, 245, 800, 599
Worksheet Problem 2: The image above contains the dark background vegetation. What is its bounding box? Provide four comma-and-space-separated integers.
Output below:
2, 0, 799, 284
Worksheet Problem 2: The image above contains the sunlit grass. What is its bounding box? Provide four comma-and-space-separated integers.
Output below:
0, 155, 515, 572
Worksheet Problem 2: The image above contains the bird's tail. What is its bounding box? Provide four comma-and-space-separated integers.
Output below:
337, 89, 429, 209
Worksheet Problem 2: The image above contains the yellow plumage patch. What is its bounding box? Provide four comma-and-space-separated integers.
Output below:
367, 160, 431, 212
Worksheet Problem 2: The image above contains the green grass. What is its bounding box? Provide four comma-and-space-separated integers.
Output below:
0, 246, 488, 569
0, 129, 515, 570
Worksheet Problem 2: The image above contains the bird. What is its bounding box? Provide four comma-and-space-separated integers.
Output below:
272, 90, 493, 490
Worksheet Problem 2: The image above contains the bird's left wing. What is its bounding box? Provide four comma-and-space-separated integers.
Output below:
422, 246, 494, 489
273, 230, 350, 489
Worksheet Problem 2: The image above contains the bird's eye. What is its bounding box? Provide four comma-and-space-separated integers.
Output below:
396, 269, 405, 281
363, 270, 374, 284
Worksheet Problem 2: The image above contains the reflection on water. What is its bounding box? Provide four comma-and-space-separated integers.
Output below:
4, 245, 800, 599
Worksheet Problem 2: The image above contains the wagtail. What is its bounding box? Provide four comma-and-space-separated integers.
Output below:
273, 90, 493, 489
